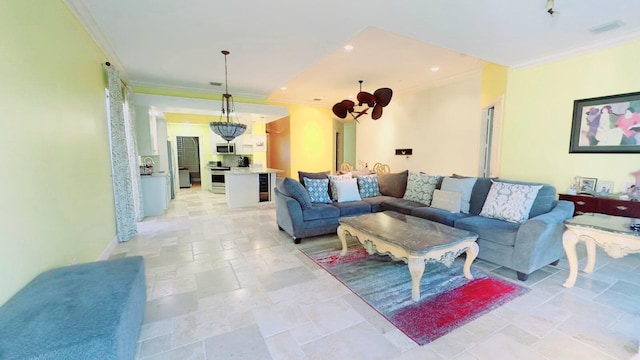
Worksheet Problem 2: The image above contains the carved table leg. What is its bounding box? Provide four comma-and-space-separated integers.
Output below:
562, 229, 579, 288
337, 225, 348, 256
408, 257, 425, 302
463, 242, 479, 280
583, 236, 596, 274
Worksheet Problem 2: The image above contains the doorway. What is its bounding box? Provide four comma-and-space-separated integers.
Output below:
176, 136, 201, 186
478, 96, 504, 178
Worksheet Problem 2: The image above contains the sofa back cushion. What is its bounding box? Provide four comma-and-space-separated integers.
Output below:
378, 170, 409, 198
440, 176, 477, 214
282, 177, 314, 210
452, 174, 495, 215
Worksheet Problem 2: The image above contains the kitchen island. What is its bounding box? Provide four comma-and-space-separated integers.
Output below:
225, 168, 282, 208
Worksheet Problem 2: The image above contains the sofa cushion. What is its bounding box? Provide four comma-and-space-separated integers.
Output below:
380, 198, 428, 215
331, 201, 372, 216
357, 174, 381, 198
480, 181, 542, 223
430, 189, 462, 213
302, 203, 341, 221
403, 172, 440, 206
495, 180, 556, 218
298, 170, 329, 185
328, 173, 352, 201
282, 178, 313, 210
411, 206, 471, 227
361, 195, 396, 212
334, 178, 362, 203
454, 215, 520, 247
441, 176, 477, 213
452, 174, 496, 215
302, 177, 332, 204
378, 170, 408, 198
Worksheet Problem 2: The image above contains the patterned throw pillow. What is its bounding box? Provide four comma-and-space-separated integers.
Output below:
430, 189, 462, 213
328, 173, 352, 201
480, 181, 543, 223
302, 177, 332, 204
357, 174, 381, 198
403, 172, 441, 205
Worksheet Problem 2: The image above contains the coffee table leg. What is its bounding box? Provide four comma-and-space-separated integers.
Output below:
562, 229, 579, 288
463, 242, 479, 280
408, 257, 425, 302
337, 225, 348, 256
583, 236, 596, 274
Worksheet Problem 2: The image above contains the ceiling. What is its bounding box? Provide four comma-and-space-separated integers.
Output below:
66, 0, 640, 110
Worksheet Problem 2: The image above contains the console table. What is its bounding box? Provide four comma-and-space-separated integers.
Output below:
558, 193, 640, 218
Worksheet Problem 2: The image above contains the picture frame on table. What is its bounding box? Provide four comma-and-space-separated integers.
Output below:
578, 177, 598, 193
596, 181, 614, 195
569, 91, 640, 153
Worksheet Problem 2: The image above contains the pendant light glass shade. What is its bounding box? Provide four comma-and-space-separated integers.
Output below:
209, 50, 247, 142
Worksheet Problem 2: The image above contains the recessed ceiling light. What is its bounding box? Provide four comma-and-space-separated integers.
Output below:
280, 86, 287, 91
344, 45, 354, 51
431, 67, 440, 72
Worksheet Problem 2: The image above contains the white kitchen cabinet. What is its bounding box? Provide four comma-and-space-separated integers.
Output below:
135, 105, 160, 156
140, 174, 170, 216
236, 122, 253, 155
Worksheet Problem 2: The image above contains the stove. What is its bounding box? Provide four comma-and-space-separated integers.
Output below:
209, 167, 230, 194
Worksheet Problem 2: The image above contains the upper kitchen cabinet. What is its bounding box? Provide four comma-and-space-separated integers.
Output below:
236, 122, 253, 155
135, 106, 164, 156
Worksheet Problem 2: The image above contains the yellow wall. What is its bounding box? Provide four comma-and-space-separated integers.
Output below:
0, 1, 115, 304
287, 104, 336, 176
481, 63, 508, 107
501, 41, 640, 192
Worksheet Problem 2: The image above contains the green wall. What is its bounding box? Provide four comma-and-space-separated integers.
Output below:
0, 1, 116, 304
501, 41, 640, 192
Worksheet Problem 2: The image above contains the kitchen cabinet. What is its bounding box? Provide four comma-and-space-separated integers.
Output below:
141, 174, 170, 216
559, 193, 640, 218
135, 106, 160, 155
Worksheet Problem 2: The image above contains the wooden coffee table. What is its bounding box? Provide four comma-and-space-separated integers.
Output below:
337, 211, 479, 301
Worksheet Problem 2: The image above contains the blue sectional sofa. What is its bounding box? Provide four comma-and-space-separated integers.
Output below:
0, 256, 146, 360
275, 171, 574, 280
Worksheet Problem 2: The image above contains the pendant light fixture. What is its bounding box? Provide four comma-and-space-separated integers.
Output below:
209, 50, 247, 142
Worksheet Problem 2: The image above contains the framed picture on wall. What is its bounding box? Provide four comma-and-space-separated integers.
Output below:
569, 91, 640, 153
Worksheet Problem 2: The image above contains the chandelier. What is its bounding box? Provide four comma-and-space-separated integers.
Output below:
209, 50, 247, 142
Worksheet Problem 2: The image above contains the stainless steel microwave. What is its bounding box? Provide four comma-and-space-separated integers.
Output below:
216, 143, 236, 154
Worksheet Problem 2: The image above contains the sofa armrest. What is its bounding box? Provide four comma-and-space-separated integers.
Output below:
275, 187, 304, 237
512, 200, 575, 273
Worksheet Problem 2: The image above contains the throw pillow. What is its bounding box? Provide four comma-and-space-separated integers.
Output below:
480, 181, 543, 223
431, 189, 463, 213
282, 178, 313, 210
297, 171, 329, 186
328, 173, 353, 201
334, 178, 362, 203
441, 176, 477, 213
378, 170, 409, 198
403, 172, 441, 205
357, 174, 381, 198
302, 177, 332, 204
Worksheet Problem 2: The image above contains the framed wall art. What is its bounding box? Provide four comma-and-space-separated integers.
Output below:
578, 177, 597, 193
569, 91, 640, 153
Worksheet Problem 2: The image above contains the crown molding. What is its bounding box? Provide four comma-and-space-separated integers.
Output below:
130, 80, 267, 100
512, 30, 640, 70
62, 0, 129, 81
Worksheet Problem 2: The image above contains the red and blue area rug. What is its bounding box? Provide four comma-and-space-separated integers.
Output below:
300, 240, 529, 345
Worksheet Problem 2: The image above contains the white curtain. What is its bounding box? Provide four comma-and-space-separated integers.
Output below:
124, 86, 144, 221
107, 65, 139, 241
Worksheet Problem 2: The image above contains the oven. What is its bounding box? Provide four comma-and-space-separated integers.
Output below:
209, 167, 230, 193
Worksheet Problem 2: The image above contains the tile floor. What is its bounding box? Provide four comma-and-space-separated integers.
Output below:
111, 185, 640, 360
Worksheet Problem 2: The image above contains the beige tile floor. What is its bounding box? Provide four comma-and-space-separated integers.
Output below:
111, 185, 640, 360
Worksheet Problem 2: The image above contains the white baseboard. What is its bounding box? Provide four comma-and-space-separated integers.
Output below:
98, 236, 118, 261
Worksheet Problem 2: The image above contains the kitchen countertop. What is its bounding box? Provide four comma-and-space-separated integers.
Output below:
226, 168, 283, 175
